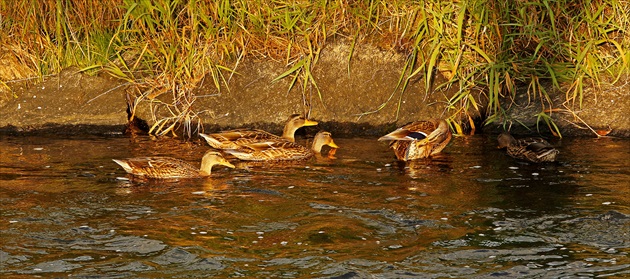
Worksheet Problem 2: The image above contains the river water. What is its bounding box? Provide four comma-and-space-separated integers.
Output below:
1, 133, 629, 278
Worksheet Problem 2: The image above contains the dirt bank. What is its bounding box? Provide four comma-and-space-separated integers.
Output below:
1, 43, 629, 137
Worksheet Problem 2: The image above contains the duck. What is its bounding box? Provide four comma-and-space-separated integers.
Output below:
112, 150, 235, 179
222, 131, 339, 161
199, 114, 318, 149
378, 118, 452, 161
497, 132, 559, 163
123, 92, 149, 135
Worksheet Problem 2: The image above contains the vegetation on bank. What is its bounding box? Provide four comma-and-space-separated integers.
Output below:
1, 0, 628, 137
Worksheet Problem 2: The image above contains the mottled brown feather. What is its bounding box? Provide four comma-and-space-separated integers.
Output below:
497, 133, 559, 163
113, 151, 234, 179
224, 131, 338, 162
200, 114, 318, 149
379, 119, 452, 161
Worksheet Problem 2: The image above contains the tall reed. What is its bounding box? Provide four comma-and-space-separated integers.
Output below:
1, 0, 628, 137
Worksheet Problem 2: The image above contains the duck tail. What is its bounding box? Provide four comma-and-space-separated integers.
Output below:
199, 133, 225, 149
536, 148, 560, 159
222, 149, 253, 160
112, 159, 133, 173
379, 129, 427, 141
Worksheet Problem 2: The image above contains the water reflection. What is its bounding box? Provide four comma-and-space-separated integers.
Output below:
0, 134, 628, 277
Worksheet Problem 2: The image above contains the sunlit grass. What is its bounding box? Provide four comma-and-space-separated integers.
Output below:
0, 0, 628, 137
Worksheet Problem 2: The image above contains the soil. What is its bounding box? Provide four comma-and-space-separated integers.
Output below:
1, 42, 629, 138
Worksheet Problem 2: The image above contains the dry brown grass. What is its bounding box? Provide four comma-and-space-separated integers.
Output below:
1, 0, 628, 137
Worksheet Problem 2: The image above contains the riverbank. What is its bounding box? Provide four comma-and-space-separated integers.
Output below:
1, 42, 628, 138
2, 1, 629, 138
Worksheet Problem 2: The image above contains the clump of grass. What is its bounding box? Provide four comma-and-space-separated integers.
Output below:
0, 0, 122, 76
406, 0, 630, 136
1, 0, 628, 137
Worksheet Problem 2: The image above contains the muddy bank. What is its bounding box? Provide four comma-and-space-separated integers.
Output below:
1, 43, 629, 137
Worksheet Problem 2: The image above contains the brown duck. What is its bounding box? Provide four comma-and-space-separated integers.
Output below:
223, 131, 339, 161
113, 151, 235, 179
497, 132, 559, 163
199, 114, 318, 149
378, 119, 452, 161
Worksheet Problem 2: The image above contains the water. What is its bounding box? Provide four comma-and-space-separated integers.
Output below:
1, 134, 629, 278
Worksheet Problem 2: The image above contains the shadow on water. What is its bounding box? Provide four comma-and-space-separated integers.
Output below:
1, 134, 629, 278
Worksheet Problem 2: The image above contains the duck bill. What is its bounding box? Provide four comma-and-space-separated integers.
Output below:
303, 119, 319, 126
222, 161, 236, 168
328, 140, 339, 149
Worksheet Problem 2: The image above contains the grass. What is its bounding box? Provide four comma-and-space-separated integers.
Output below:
1, 0, 628, 137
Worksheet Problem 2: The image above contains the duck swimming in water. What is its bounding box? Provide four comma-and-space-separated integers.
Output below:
113, 150, 235, 179
199, 114, 318, 150
497, 132, 559, 163
223, 131, 339, 162
378, 119, 452, 161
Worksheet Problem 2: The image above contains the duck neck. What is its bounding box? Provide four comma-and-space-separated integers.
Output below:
434, 119, 450, 134
198, 155, 215, 176
282, 125, 297, 142
498, 133, 517, 148
311, 140, 324, 153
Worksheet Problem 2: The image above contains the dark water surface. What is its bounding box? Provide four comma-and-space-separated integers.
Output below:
1, 134, 629, 278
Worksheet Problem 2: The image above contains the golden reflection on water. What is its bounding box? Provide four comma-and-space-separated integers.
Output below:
1, 134, 629, 277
